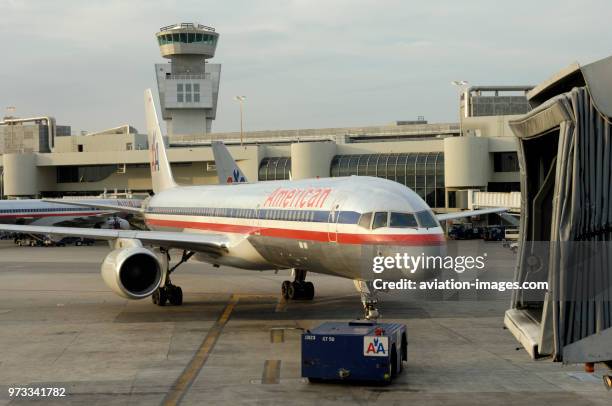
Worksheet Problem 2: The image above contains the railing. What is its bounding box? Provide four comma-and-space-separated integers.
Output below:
166, 73, 211, 80
159, 23, 215, 32
470, 191, 521, 210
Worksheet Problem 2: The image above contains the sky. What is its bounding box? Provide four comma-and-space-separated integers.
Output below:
1, 0, 611, 134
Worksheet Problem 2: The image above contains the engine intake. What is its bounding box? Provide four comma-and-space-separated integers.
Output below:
101, 247, 162, 299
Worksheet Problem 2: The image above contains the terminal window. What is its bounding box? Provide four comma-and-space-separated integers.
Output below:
493, 152, 519, 172
259, 157, 291, 181
330, 152, 445, 208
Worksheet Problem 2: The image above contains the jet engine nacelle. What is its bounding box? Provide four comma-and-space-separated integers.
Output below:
101, 246, 162, 299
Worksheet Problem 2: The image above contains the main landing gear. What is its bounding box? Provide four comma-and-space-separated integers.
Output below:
354, 280, 380, 320
152, 250, 195, 306
281, 269, 315, 300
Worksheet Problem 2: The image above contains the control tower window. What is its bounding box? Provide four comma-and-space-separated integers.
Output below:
185, 84, 192, 102
187, 33, 195, 43
180, 33, 187, 42
177, 84, 184, 103
195, 33, 202, 42
172, 33, 180, 42
194, 84, 200, 103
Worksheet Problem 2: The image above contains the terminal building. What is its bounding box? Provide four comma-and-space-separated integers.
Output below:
0, 23, 529, 215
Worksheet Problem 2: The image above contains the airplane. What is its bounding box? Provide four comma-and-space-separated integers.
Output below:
211, 141, 248, 184
0, 89, 507, 319
0, 198, 142, 229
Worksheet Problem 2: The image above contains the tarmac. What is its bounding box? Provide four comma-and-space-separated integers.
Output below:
0, 239, 609, 405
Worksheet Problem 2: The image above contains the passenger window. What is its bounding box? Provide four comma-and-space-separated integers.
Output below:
415, 210, 439, 228
372, 212, 388, 229
390, 212, 418, 228
358, 212, 372, 229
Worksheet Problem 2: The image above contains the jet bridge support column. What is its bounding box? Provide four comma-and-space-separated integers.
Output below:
290, 142, 336, 180
3, 153, 38, 197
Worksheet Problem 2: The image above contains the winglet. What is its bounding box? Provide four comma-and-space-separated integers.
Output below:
211, 141, 249, 184
145, 89, 177, 193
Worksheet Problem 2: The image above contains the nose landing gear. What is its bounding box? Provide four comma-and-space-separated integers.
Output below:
281, 269, 315, 300
354, 280, 380, 320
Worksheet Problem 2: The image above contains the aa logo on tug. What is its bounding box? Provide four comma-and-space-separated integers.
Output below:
363, 336, 388, 357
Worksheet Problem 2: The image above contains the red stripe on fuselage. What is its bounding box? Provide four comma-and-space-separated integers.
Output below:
145, 218, 445, 246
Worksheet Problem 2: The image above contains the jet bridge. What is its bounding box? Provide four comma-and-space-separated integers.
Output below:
505, 55, 612, 364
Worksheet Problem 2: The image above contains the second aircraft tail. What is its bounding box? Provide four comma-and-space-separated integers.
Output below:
212, 141, 249, 184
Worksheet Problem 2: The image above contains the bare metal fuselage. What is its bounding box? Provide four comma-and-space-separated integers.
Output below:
144, 176, 446, 281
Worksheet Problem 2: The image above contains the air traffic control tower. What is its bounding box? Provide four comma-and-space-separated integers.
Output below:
154, 23, 221, 142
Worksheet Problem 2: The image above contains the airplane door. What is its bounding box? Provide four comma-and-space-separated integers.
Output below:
327, 198, 345, 243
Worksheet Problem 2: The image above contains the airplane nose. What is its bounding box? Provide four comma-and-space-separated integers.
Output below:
379, 240, 446, 281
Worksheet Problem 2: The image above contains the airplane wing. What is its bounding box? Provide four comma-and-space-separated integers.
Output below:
42, 199, 145, 215
212, 141, 249, 184
0, 224, 229, 256
436, 207, 509, 222
499, 212, 520, 226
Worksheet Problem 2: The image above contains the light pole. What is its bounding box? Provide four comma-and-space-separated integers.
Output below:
451, 80, 468, 136
234, 96, 246, 146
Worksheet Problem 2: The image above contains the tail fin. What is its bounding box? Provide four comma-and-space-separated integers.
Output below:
144, 89, 177, 193
211, 141, 249, 184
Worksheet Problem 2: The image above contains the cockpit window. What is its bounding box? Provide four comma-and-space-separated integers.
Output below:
390, 212, 418, 228
372, 212, 388, 229
358, 212, 372, 229
415, 210, 439, 228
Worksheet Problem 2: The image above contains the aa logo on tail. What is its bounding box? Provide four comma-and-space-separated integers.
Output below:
363, 336, 388, 357
233, 168, 245, 183
227, 168, 245, 183
150, 139, 160, 172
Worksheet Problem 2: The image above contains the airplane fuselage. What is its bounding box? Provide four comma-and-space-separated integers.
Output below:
144, 176, 446, 280
0, 199, 136, 227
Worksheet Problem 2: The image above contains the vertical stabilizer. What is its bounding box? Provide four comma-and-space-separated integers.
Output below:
211, 141, 249, 184
144, 89, 177, 193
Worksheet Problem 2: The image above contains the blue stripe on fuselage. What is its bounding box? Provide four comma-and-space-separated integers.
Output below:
146, 206, 361, 224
